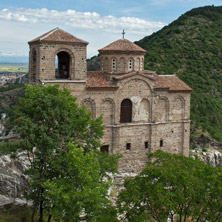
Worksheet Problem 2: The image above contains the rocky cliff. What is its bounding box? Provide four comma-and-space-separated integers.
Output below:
0, 152, 30, 210
190, 148, 222, 167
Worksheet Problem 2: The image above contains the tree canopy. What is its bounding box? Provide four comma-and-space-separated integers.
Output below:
118, 150, 222, 222
43, 144, 118, 222
2, 84, 119, 222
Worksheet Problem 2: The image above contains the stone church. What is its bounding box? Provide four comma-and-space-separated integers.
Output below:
28, 28, 191, 173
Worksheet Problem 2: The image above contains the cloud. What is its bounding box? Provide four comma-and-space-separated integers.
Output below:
0, 8, 167, 58
0, 8, 166, 34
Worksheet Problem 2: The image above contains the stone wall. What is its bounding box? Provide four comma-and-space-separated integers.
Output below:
61, 74, 191, 173
100, 53, 144, 73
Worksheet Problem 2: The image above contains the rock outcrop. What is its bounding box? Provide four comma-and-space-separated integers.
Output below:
0, 152, 30, 210
190, 148, 222, 167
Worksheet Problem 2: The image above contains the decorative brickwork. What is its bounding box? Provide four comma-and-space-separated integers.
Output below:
29, 28, 192, 173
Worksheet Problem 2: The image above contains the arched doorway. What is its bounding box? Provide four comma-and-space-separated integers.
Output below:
120, 99, 132, 123
55, 51, 70, 79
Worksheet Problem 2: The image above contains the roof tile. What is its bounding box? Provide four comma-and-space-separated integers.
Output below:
29, 28, 88, 44
154, 74, 192, 92
86, 71, 118, 89
98, 39, 147, 53
112, 71, 192, 92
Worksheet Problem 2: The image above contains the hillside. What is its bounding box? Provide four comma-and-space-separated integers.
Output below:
135, 6, 222, 142
0, 87, 25, 115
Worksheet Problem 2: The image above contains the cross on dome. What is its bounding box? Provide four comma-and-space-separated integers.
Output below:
122, 30, 125, 39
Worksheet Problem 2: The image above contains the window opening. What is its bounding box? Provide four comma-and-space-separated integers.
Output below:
100, 145, 109, 153
160, 140, 163, 147
120, 99, 132, 123
112, 59, 116, 71
140, 61, 143, 70
55, 51, 70, 79
126, 143, 131, 150
128, 59, 133, 71
145, 141, 148, 149
31, 49, 37, 82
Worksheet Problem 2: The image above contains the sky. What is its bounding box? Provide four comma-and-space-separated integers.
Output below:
0, 0, 221, 63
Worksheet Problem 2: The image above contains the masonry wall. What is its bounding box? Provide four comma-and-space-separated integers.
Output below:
100, 53, 144, 73
43, 73, 190, 173
150, 122, 190, 156
70, 74, 190, 173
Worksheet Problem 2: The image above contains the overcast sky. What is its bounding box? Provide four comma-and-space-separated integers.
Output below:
0, 0, 221, 62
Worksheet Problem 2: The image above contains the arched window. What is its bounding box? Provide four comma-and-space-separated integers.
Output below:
136, 58, 140, 71
104, 57, 109, 71
82, 98, 96, 118
112, 58, 116, 71
119, 57, 125, 72
31, 49, 37, 82
55, 51, 70, 79
128, 58, 133, 72
101, 58, 104, 71
120, 99, 132, 123
140, 58, 144, 70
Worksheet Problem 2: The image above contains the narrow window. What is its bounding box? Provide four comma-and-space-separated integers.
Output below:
160, 140, 163, 147
31, 49, 37, 82
120, 99, 132, 123
128, 59, 133, 71
140, 61, 143, 70
126, 143, 131, 150
101, 60, 104, 71
104, 57, 109, 71
112, 58, 116, 71
100, 145, 109, 153
145, 141, 148, 149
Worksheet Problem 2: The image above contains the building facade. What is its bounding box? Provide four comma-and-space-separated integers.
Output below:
28, 28, 192, 173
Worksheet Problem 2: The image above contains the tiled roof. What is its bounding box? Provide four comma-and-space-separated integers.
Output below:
86, 72, 118, 89
29, 28, 88, 44
154, 74, 192, 92
113, 70, 155, 80
98, 39, 147, 53
111, 71, 192, 92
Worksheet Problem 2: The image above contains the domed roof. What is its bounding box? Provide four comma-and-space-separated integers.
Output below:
98, 39, 147, 54
29, 27, 88, 44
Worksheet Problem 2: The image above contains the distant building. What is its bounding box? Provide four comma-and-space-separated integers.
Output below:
28, 28, 191, 173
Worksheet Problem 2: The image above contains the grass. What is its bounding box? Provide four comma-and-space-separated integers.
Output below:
0, 64, 28, 73
0, 206, 32, 222
0, 206, 54, 222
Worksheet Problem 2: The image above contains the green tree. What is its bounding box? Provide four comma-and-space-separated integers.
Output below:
43, 144, 118, 222
118, 150, 222, 222
3, 84, 119, 222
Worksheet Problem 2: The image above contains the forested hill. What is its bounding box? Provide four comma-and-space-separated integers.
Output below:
135, 6, 222, 142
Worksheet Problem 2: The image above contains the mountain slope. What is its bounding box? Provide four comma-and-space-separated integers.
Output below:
136, 6, 222, 142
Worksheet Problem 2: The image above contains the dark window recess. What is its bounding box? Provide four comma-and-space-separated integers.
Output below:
160, 140, 163, 147
120, 99, 132, 123
145, 141, 149, 149
32, 49, 37, 82
100, 145, 109, 153
56, 51, 70, 79
126, 143, 131, 150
